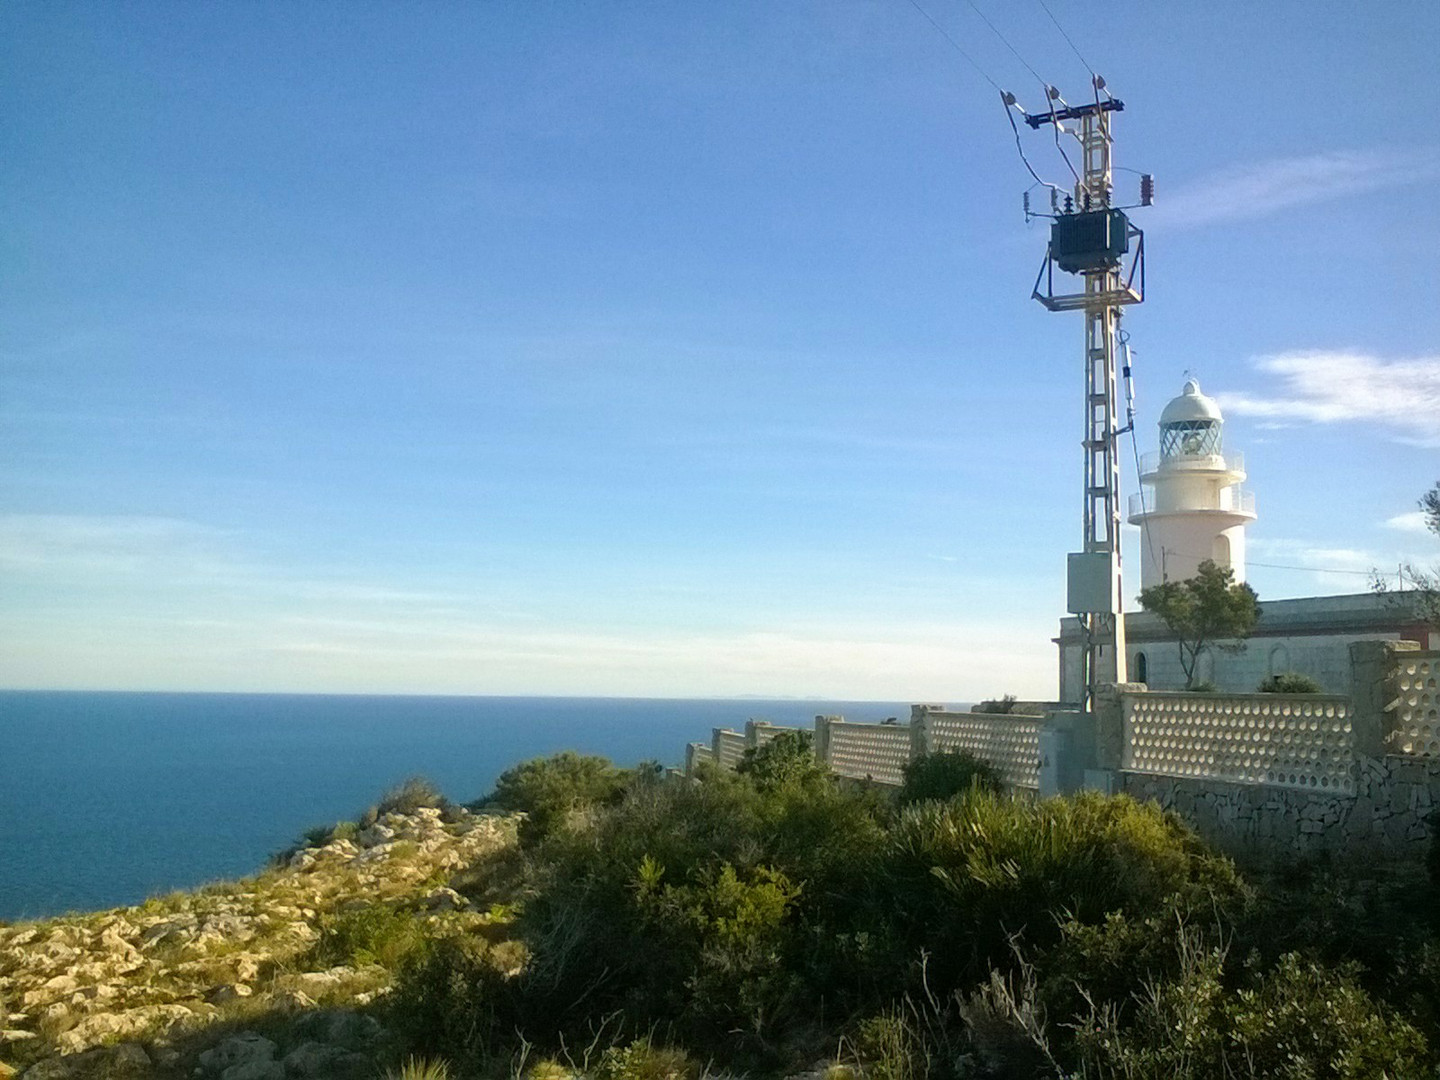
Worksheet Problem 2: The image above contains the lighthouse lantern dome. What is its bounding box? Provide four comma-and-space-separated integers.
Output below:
1158, 378, 1224, 458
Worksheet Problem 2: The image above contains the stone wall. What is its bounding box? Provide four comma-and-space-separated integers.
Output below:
1120, 753, 1440, 856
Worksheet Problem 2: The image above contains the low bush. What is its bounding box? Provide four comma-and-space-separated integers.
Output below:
311, 902, 430, 970
897, 750, 1001, 806
484, 751, 628, 845
593, 1039, 699, 1080
379, 776, 449, 817
1068, 944, 1427, 1079
388, 935, 522, 1066
880, 790, 1241, 998
736, 730, 824, 789
383, 1059, 452, 1080
1258, 671, 1325, 693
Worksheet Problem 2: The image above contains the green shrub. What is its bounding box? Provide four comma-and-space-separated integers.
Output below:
1069, 945, 1428, 1079
512, 765, 890, 1061
882, 790, 1241, 996
593, 1039, 698, 1080
898, 750, 1002, 805
383, 1059, 452, 1080
485, 751, 627, 844
1258, 671, 1324, 693
379, 776, 449, 816
635, 858, 804, 1041
388, 935, 521, 1065
737, 730, 824, 789
852, 1010, 927, 1080
311, 903, 429, 970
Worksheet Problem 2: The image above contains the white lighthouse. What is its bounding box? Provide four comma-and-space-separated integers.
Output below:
1129, 379, 1256, 589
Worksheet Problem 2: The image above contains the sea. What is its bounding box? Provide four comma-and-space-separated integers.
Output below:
0, 691, 914, 922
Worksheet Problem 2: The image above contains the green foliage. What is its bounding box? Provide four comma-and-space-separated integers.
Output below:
1258, 671, 1324, 693
1070, 943, 1427, 1079
593, 1039, 698, 1080
736, 730, 823, 789
852, 1010, 928, 1080
387, 746, 1439, 1077
311, 902, 429, 970
378, 776, 449, 817
388, 935, 521, 1065
383, 1058, 452, 1080
1139, 559, 1261, 689
485, 751, 627, 845
885, 790, 1240, 993
636, 859, 804, 1039
898, 750, 1002, 806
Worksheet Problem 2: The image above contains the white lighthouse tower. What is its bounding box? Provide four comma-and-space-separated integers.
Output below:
1129, 379, 1256, 589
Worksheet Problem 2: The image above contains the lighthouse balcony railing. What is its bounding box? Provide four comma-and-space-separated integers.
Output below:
1138, 450, 1245, 478
1129, 488, 1255, 520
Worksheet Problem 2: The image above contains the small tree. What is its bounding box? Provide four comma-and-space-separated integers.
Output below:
1372, 480, 1440, 629
1139, 559, 1260, 690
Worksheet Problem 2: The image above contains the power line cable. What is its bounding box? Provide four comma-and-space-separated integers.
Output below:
1035, 0, 1097, 78
901, 0, 1002, 92
959, 0, 1084, 187
961, 0, 1048, 91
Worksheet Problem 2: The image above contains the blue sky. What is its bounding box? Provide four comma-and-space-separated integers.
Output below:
2, 1, 1437, 700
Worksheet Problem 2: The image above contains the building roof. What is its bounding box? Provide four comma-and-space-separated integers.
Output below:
1055, 591, 1430, 646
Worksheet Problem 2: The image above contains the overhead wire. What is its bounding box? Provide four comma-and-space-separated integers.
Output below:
901, 0, 1003, 92
961, 0, 1082, 188
961, 0, 1047, 91
1035, 0, 1097, 79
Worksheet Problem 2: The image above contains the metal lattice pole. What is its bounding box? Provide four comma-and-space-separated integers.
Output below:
1079, 107, 1127, 709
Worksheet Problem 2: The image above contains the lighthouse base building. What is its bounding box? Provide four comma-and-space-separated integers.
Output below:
1056, 592, 1436, 702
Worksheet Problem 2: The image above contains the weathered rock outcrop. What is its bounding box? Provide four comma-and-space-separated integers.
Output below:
0, 807, 518, 1079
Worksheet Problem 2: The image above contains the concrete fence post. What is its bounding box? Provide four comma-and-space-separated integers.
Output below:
910, 704, 932, 760
1349, 639, 1418, 759
711, 728, 725, 763
813, 715, 837, 769
1094, 683, 1145, 771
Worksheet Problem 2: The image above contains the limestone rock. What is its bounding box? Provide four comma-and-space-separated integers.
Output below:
198, 1032, 276, 1073
420, 887, 466, 912
281, 1041, 347, 1076
206, 983, 254, 1005
18, 1057, 74, 1080
108, 1043, 150, 1070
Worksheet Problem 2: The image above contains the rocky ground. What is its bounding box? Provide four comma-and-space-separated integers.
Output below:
0, 807, 520, 1080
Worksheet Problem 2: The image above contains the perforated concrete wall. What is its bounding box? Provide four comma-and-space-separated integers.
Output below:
1124, 692, 1354, 794
1392, 652, 1439, 758
821, 721, 911, 786
921, 710, 1041, 790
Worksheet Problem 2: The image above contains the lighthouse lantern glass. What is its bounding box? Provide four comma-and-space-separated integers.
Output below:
1160, 419, 1222, 458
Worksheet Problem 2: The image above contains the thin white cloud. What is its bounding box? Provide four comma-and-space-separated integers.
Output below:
1149, 148, 1440, 230
1386, 511, 1432, 535
1215, 351, 1440, 446
0, 514, 232, 574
